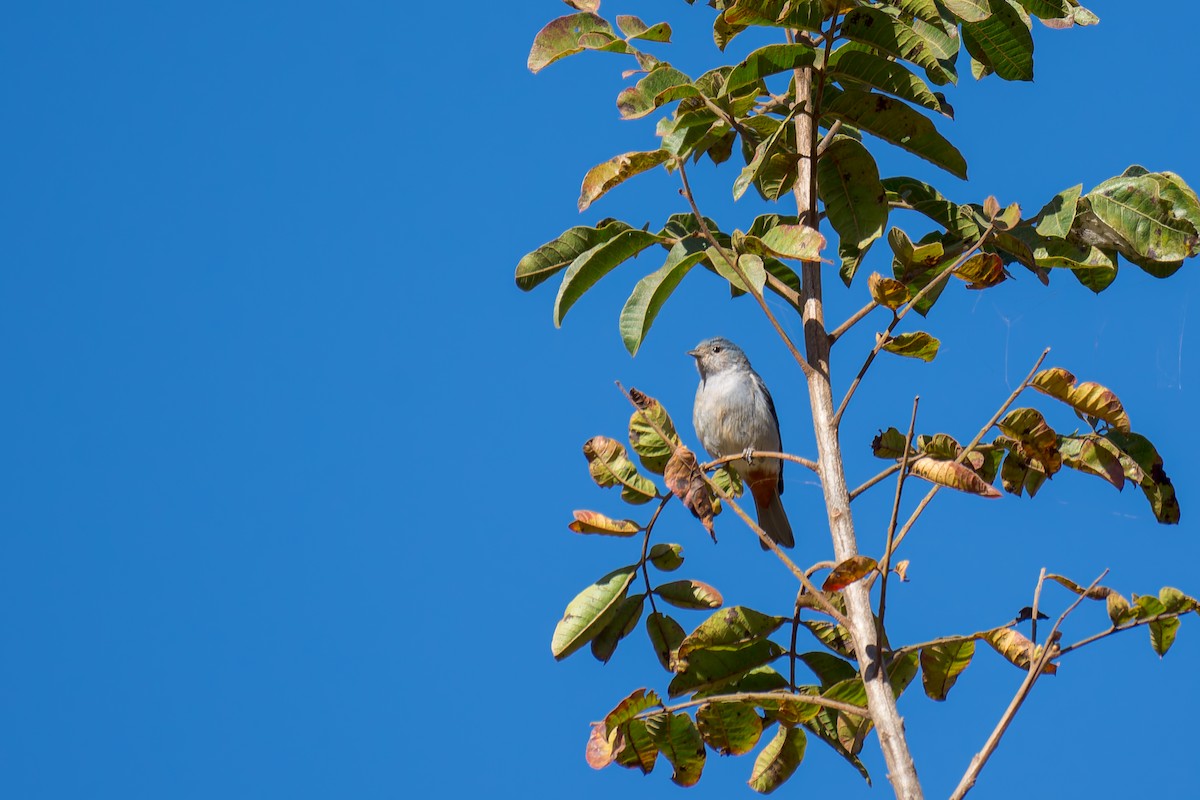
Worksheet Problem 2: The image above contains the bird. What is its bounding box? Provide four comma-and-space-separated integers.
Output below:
689, 337, 794, 549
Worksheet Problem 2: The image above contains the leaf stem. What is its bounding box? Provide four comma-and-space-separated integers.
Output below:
877, 397, 919, 638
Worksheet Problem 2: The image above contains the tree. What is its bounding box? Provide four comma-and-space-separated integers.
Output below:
515, 2, 1198, 798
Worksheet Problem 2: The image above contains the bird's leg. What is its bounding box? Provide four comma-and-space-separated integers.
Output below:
741, 446, 755, 464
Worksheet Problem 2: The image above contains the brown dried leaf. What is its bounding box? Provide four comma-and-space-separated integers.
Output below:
982, 628, 1057, 675
909, 456, 1002, 497
569, 510, 642, 536
1031, 367, 1131, 432
665, 446, 716, 539
822, 556, 879, 592
587, 722, 616, 769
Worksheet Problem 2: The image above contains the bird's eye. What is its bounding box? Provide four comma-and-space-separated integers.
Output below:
712, 345, 722, 353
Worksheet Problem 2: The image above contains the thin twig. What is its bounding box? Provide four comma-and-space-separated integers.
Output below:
641, 690, 871, 722
816, 119, 843, 155
828, 299, 879, 344
701, 450, 819, 474
884, 348, 1050, 560
677, 159, 814, 378
949, 569, 1109, 800
638, 495, 673, 617
1057, 611, 1192, 656
877, 397, 919, 638
888, 623, 1019, 661
1029, 568, 1047, 647
789, 587, 804, 691
833, 225, 995, 427
765, 273, 804, 311
849, 463, 902, 501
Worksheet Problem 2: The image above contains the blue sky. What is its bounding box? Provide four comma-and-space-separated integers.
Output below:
1, 2, 1197, 798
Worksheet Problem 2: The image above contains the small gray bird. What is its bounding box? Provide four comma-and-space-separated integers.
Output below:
690, 337, 794, 549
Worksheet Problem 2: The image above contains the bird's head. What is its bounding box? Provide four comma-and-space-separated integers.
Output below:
688, 337, 750, 379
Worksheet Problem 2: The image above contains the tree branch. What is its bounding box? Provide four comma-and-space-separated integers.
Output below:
828, 299, 879, 344
676, 159, 814, 378
1056, 610, 1194, 657
877, 397, 919, 637
949, 569, 1109, 800
849, 462, 902, 501
833, 225, 995, 427
642, 690, 871, 722
701, 449, 819, 474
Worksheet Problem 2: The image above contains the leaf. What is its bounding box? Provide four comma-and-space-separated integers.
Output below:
711, 465, 744, 497
868, 272, 910, 308
592, 594, 646, 663
578, 150, 670, 212
569, 510, 642, 537
528, 13, 623, 73
612, 718, 659, 773
822, 556, 879, 592
881, 331, 941, 361
920, 639, 975, 700
1034, 184, 1083, 238
605, 688, 663, 731
615, 15, 672, 42
890, 0, 945, 24
628, 387, 681, 474
982, 627, 1056, 674
645, 712, 706, 787
669, 640, 785, 697
802, 620, 855, 658
942, 0, 993, 22
1107, 592, 1135, 626
998, 407, 1061, 475
1058, 435, 1126, 489
818, 136, 888, 284
582, 436, 659, 504
1083, 173, 1200, 264
664, 447, 717, 537
710, 252, 768, 295
616, 65, 697, 119
724, 43, 819, 97
551, 564, 639, 659
1015, 0, 1071, 19
797, 651, 859, 688
657, 579, 724, 611
840, 7, 952, 82
734, 106, 802, 201
953, 252, 1007, 289
758, 223, 826, 261
697, 701, 764, 756
586, 722, 615, 769
619, 240, 707, 355
1045, 573, 1112, 599
872, 426, 909, 459
553, 229, 664, 326
647, 612, 687, 671
1160, 586, 1200, 615
516, 220, 632, 291
829, 49, 949, 116
824, 89, 967, 178
961, 0, 1035, 82
1104, 431, 1181, 524
1031, 367, 1131, 432
679, 606, 788, 657
909, 456, 1003, 497
749, 725, 807, 794
649, 543, 685, 572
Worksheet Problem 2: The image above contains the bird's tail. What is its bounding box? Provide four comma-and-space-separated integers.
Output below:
749, 478, 794, 549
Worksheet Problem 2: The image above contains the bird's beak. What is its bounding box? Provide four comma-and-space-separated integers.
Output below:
687, 348, 702, 359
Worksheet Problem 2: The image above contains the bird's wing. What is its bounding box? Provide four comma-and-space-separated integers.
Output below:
753, 370, 785, 495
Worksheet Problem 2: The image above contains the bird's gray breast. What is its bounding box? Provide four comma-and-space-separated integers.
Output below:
693, 368, 781, 458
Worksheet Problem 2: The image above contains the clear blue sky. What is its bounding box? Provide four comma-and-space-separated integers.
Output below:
1, 2, 1197, 798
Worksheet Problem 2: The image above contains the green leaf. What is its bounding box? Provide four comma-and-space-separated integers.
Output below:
656, 579, 724, 610
582, 435, 659, 504
802, 620, 856, 658
825, 89, 968, 179
578, 150, 670, 212
516, 220, 632, 291
616, 65, 697, 119
679, 606, 788, 657
942, 0, 993, 22
872, 427, 910, 459
1034, 184, 1083, 238
734, 105, 802, 201
645, 712, 706, 787
748, 725, 806, 794
551, 564, 639, 659
619, 239, 707, 356
724, 43, 819, 97
881, 331, 940, 361
696, 701, 764, 756
802, 715, 872, 784
1082, 173, 1200, 264
711, 464, 744, 497
829, 49, 949, 116
1058, 434, 1127, 490
615, 15, 672, 42
797, 651, 859, 688
758, 223, 825, 261
592, 593, 646, 663
604, 688, 664, 732
840, 8, 951, 82
890, 0, 945, 24
612, 717, 659, 773
920, 639, 975, 700
1107, 592, 1134, 626
569, 510, 642, 537
868, 272, 910, 308
528, 13, 624, 73
647, 612, 687, 671
1103, 431, 1181, 524
553, 229, 663, 326
649, 543, 685, 572
818, 136, 888, 284
626, 387, 681, 474
961, 0, 1034, 81
1015, 0, 1071, 20
670, 639, 785, 697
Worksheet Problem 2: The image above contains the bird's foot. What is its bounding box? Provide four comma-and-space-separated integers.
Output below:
741, 446, 755, 464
